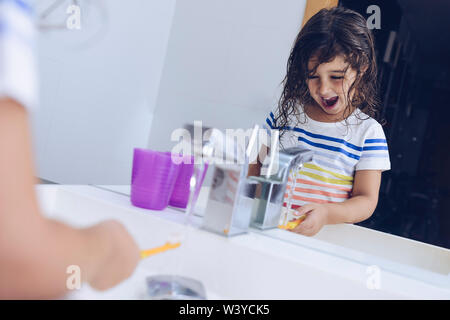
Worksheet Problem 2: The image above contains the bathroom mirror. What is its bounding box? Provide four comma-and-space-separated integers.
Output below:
34, 0, 450, 251
151, 0, 450, 251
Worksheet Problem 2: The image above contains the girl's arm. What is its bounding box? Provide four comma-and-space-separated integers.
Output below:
292, 170, 382, 236
0, 98, 140, 298
325, 169, 381, 224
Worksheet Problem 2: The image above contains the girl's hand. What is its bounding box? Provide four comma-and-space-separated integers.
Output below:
86, 220, 140, 291
289, 203, 329, 236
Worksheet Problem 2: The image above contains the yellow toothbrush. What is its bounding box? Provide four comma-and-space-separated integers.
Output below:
140, 241, 181, 259
278, 215, 306, 230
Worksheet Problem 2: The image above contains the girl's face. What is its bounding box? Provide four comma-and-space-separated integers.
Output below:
306, 54, 358, 122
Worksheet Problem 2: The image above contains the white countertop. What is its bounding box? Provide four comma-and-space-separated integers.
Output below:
36, 184, 450, 299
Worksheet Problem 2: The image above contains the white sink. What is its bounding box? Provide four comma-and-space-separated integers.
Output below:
36, 185, 450, 299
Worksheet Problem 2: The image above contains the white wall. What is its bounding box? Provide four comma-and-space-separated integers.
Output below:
32, 0, 307, 184
31, 0, 176, 184
148, 0, 307, 152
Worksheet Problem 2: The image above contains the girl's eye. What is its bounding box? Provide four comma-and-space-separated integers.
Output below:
307, 76, 343, 80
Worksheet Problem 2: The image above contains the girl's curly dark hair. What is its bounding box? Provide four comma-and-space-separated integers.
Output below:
275, 7, 381, 140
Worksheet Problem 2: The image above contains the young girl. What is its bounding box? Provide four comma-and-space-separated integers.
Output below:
260, 7, 390, 236
0, 1, 139, 298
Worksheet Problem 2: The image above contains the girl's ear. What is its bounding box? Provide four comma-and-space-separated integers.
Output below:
359, 64, 369, 74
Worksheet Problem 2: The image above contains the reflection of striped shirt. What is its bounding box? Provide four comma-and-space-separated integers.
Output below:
0, 0, 37, 111
263, 105, 390, 209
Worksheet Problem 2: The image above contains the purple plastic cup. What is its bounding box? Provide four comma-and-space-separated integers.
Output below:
169, 156, 209, 209
168, 155, 194, 208
130, 149, 182, 210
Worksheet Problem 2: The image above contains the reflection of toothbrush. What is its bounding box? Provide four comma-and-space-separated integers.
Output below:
278, 214, 306, 230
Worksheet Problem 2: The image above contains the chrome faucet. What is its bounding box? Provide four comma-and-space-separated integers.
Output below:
201, 125, 313, 235
200, 126, 258, 237
249, 147, 313, 230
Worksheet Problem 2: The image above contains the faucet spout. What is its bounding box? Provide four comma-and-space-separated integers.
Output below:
250, 147, 313, 230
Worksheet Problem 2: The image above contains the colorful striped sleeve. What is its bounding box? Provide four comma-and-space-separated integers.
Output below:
355, 122, 391, 172
263, 111, 277, 132
261, 110, 279, 150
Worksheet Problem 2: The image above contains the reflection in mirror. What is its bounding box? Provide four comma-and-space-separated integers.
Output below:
33, 1, 175, 185
35, 0, 450, 255
340, 0, 450, 250
248, 0, 450, 287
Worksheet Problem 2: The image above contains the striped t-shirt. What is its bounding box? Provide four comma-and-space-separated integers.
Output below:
263, 105, 391, 210
0, 0, 37, 111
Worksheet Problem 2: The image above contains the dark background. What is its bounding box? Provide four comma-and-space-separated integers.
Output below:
339, 0, 450, 249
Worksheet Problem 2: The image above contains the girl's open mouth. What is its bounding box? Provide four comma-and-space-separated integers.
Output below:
321, 96, 339, 109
